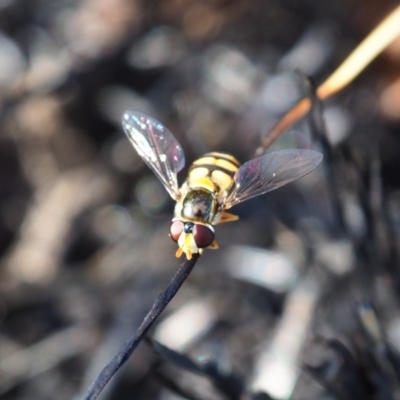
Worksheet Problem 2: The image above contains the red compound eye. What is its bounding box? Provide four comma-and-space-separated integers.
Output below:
169, 220, 184, 242
193, 224, 215, 248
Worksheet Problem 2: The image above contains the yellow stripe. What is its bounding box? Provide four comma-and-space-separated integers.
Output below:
215, 159, 238, 172
211, 170, 234, 192
188, 166, 209, 181
188, 152, 239, 194
188, 176, 215, 192
193, 154, 239, 173
204, 152, 240, 166
193, 157, 215, 165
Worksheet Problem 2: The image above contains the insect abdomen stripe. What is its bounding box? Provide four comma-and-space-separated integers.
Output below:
202, 152, 240, 167
193, 154, 240, 172
189, 164, 236, 178
188, 153, 240, 193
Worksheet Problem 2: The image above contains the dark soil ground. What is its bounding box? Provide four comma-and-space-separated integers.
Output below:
1, 1, 400, 399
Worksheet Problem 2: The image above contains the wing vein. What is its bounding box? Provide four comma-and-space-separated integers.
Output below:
122, 111, 185, 200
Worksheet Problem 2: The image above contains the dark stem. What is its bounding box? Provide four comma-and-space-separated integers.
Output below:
298, 71, 348, 232
81, 254, 199, 400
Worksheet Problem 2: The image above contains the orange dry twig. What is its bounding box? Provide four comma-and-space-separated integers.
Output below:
254, 4, 400, 156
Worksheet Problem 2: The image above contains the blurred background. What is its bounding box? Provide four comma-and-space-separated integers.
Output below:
1, 0, 400, 399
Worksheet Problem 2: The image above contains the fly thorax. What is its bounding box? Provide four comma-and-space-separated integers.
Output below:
179, 188, 216, 224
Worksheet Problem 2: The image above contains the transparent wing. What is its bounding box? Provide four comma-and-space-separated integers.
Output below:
122, 110, 185, 200
223, 149, 323, 209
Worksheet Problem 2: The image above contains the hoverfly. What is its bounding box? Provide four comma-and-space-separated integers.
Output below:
122, 111, 322, 260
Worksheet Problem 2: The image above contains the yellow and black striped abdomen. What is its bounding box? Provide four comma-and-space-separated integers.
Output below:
188, 152, 240, 193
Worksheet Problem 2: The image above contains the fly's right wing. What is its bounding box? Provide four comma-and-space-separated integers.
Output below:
122, 111, 185, 200
223, 149, 323, 209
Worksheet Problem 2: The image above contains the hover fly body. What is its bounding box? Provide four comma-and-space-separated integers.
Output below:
122, 110, 323, 260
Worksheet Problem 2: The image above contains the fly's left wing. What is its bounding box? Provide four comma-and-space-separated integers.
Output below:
122, 111, 185, 200
222, 149, 323, 209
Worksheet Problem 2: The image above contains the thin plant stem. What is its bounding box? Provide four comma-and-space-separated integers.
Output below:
254, 4, 400, 156
81, 254, 199, 400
